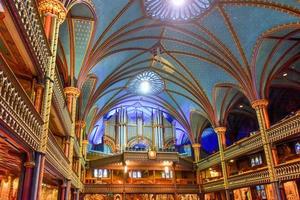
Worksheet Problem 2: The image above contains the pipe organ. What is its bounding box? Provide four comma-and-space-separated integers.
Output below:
105, 107, 175, 152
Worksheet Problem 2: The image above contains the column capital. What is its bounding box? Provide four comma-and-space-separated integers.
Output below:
82, 140, 89, 145
214, 127, 226, 134
76, 120, 86, 128
192, 143, 201, 148
251, 99, 269, 109
38, 0, 67, 22
64, 87, 80, 98
24, 161, 35, 168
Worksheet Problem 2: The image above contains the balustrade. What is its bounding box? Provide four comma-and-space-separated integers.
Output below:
46, 130, 69, 178
0, 55, 43, 150
227, 167, 270, 189
268, 113, 300, 143
7, 0, 50, 74
275, 159, 300, 181
52, 69, 72, 135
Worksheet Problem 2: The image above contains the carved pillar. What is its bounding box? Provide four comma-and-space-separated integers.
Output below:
214, 127, 230, 200
192, 143, 201, 162
64, 87, 80, 164
34, 84, 44, 113
37, 1, 66, 199
251, 99, 281, 200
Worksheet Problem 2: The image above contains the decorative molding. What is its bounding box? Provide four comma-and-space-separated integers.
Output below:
0, 55, 43, 150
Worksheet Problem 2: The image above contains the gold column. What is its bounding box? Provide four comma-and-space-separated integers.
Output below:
37, 1, 66, 199
251, 99, 281, 200
192, 143, 201, 162
38, 0, 67, 152
64, 87, 80, 165
75, 120, 86, 180
214, 127, 230, 200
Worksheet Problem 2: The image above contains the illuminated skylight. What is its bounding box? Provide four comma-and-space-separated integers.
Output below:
128, 71, 164, 95
144, 0, 212, 21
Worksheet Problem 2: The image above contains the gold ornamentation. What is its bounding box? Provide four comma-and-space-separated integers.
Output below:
38, 0, 67, 21
24, 161, 35, 168
251, 99, 269, 109
214, 127, 226, 134
64, 87, 81, 97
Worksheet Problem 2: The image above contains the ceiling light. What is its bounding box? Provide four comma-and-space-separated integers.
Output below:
283, 73, 288, 77
139, 80, 151, 94
239, 105, 244, 108
170, 0, 186, 7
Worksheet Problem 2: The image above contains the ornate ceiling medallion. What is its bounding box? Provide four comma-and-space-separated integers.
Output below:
144, 0, 212, 21
128, 71, 164, 95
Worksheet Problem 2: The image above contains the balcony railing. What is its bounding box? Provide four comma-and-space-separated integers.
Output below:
202, 179, 224, 192
46, 130, 69, 178
197, 152, 220, 170
228, 167, 270, 189
0, 55, 43, 150
268, 113, 300, 143
84, 184, 199, 194
52, 70, 72, 135
71, 170, 82, 189
224, 131, 262, 160
7, 0, 50, 74
275, 159, 300, 181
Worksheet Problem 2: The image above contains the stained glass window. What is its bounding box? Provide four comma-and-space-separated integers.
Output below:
128, 71, 164, 95
94, 169, 109, 178
250, 154, 263, 167
144, 0, 213, 21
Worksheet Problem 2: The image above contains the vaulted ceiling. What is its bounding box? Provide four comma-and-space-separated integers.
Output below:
56, 0, 300, 144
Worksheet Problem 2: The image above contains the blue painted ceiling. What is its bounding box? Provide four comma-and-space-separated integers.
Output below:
57, 0, 300, 144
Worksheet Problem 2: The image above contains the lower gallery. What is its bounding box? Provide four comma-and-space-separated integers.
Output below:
0, 0, 299, 199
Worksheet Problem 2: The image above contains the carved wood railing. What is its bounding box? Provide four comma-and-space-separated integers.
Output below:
71, 170, 82, 189
227, 167, 270, 189
202, 179, 224, 192
84, 184, 198, 194
268, 113, 300, 143
0, 55, 43, 150
224, 131, 262, 160
6, 0, 50, 74
46, 130, 69, 178
197, 113, 300, 171
275, 159, 300, 181
52, 69, 72, 135
197, 152, 220, 170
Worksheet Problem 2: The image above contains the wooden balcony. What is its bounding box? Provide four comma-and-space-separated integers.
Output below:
268, 113, 300, 143
0, 55, 43, 150
197, 113, 300, 171
275, 159, 300, 181
84, 183, 199, 194
227, 167, 270, 189
202, 179, 224, 193
52, 70, 72, 136
224, 131, 262, 160
5, 0, 50, 75
45, 130, 70, 178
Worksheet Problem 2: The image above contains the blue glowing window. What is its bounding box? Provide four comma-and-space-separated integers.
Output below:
144, 0, 212, 21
